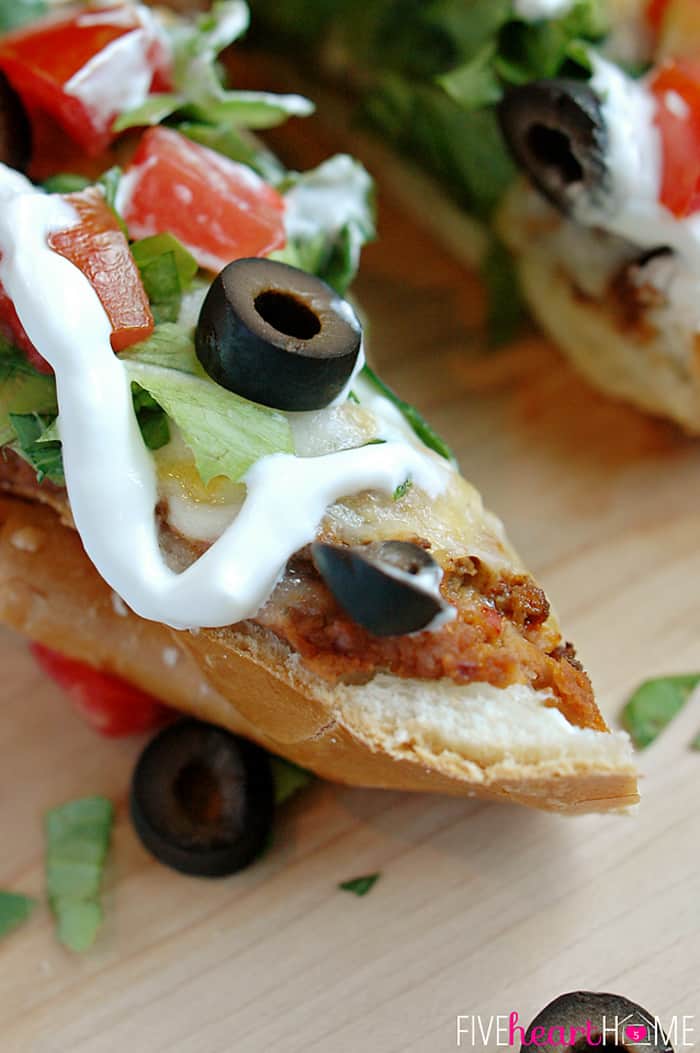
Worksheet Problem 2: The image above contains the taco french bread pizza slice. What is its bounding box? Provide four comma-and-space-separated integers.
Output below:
247, 0, 700, 433
0, 1, 637, 813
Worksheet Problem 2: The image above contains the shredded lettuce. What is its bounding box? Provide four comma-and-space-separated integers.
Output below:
46, 796, 114, 953
123, 330, 294, 485
0, 343, 57, 446
10, 412, 64, 484
275, 155, 376, 295
132, 234, 198, 325
0, 891, 35, 941
271, 758, 314, 805
115, 1, 313, 141
248, 0, 606, 217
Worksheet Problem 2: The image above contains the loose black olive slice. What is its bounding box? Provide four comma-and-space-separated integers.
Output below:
0, 71, 31, 172
521, 991, 673, 1052
130, 719, 275, 878
311, 540, 453, 637
498, 79, 608, 215
195, 258, 362, 411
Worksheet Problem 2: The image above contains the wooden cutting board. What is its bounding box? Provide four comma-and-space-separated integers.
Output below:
1, 67, 699, 1053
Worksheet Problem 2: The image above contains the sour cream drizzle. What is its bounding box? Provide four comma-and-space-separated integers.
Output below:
0, 167, 448, 630
579, 56, 700, 274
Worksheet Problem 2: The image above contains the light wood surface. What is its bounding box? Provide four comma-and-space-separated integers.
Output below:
1, 80, 699, 1053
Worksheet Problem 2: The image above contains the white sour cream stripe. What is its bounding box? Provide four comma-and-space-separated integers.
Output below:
580, 57, 700, 275
0, 167, 448, 631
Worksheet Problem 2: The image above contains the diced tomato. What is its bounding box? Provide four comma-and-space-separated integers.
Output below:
650, 59, 700, 216
0, 279, 51, 373
0, 3, 173, 158
49, 185, 154, 352
647, 0, 672, 31
30, 642, 175, 738
119, 127, 287, 273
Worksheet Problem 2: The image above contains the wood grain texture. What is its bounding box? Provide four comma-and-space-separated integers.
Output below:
1, 68, 699, 1053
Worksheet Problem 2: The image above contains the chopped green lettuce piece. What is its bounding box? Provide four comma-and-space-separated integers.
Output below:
271, 758, 314, 805
132, 386, 171, 451
0, 0, 46, 32
393, 477, 413, 501
623, 675, 700, 749
185, 90, 314, 129
132, 234, 198, 325
45, 796, 114, 953
437, 44, 502, 110
0, 342, 57, 446
361, 365, 455, 463
113, 94, 185, 133
124, 331, 294, 485
9, 413, 64, 485
276, 155, 375, 295
0, 891, 35, 941
54, 900, 104, 954
42, 173, 92, 195
339, 873, 380, 897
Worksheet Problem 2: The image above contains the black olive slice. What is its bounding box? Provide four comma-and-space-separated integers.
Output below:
0, 71, 31, 172
498, 79, 608, 215
195, 258, 362, 411
130, 719, 275, 878
311, 539, 453, 637
521, 991, 673, 1052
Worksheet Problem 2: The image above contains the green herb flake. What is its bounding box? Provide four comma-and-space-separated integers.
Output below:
271, 757, 314, 806
0, 891, 35, 940
393, 477, 413, 501
623, 675, 700, 749
339, 873, 381, 897
9, 412, 64, 485
361, 365, 455, 463
42, 173, 92, 195
45, 796, 114, 953
690, 732, 700, 752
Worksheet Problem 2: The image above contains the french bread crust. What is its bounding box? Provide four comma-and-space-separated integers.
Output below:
0, 495, 638, 813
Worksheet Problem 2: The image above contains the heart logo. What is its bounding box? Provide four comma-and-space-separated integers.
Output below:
625, 1024, 648, 1042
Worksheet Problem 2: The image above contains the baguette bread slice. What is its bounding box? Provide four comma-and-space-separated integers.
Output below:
0, 495, 638, 813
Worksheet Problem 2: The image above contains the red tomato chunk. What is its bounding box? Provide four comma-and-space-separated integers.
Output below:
31, 642, 174, 738
50, 185, 154, 352
651, 59, 700, 216
119, 127, 287, 272
0, 3, 172, 156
